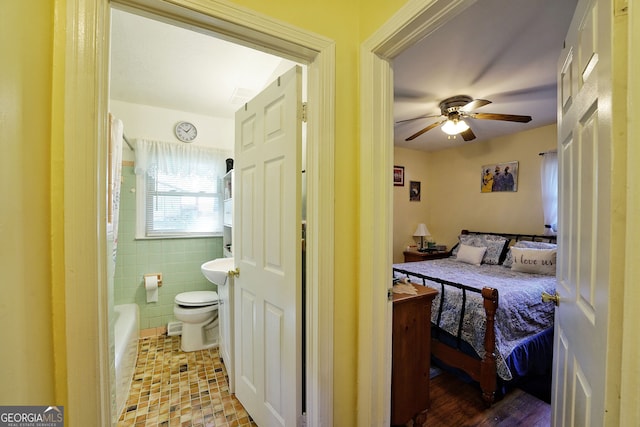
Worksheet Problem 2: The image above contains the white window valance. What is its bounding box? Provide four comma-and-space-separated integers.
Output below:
134, 139, 227, 178
134, 139, 231, 238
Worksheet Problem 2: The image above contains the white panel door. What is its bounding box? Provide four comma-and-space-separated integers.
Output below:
234, 66, 302, 426
553, 0, 612, 425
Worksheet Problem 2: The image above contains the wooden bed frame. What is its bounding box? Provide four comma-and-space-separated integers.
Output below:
393, 230, 557, 407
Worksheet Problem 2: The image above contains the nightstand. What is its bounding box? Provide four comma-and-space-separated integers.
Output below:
391, 284, 438, 425
403, 248, 449, 262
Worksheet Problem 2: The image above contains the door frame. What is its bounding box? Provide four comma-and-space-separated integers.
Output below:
359, 0, 638, 424
357, 1, 476, 423
620, 1, 640, 423
58, 0, 335, 425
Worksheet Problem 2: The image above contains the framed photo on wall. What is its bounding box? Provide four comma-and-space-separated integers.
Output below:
481, 160, 518, 192
409, 180, 421, 201
393, 166, 405, 186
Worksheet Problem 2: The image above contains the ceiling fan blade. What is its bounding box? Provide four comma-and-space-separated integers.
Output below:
405, 120, 445, 141
460, 128, 476, 141
471, 112, 532, 123
396, 113, 441, 124
460, 99, 491, 112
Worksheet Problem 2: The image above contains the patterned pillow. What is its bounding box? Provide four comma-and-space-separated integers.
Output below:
451, 234, 509, 265
451, 235, 478, 256
515, 241, 557, 249
503, 241, 557, 267
480, 235, 510, 265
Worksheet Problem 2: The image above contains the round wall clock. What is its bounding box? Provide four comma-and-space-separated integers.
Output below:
175, 121, 197, 142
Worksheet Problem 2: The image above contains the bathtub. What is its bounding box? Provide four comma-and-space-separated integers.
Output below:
114, 303, 139, 418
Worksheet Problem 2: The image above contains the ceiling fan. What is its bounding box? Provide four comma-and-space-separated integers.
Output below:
397, 95, 532, 142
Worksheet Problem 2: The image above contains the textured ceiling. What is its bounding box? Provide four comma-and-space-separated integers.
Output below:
111, 1, 576, 151
110, 8, 298, 118
393, 0, 577, 151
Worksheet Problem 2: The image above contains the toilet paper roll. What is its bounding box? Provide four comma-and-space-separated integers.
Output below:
145, 275, 159, 303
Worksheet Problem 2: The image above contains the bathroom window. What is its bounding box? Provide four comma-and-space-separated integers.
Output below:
134, 139, 229, 238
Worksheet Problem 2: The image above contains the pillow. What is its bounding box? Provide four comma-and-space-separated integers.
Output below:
451, 234, 480, 256
480, 235, 510, 265
503, 241, 557, 267
510, 247, 557, 275
451, 234, 509, 265
514, 241, 557, 249
456, 244, 487, 266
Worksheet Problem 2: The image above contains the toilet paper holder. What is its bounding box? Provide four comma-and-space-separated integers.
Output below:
143, 273, 163, 287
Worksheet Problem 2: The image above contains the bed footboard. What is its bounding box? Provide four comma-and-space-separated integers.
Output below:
393, 267, 499, 406
428, 286, 498, 407
480, 287, 498, 406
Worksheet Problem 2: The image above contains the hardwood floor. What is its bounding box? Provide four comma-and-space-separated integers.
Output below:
419, 371, 551, 426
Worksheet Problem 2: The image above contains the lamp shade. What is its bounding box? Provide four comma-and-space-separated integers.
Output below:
413, 223, 430, 237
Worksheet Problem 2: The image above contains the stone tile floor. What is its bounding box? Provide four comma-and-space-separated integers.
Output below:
117, 335, 257, 427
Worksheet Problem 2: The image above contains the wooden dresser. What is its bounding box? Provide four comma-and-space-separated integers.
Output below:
391, 284, 438, 426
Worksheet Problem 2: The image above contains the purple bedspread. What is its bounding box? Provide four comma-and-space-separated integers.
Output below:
392, 258, 556, 380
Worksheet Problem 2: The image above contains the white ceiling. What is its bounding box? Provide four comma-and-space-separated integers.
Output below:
111, 1, 576, 151
393, 0, 577, 151
109, 8, 298, 119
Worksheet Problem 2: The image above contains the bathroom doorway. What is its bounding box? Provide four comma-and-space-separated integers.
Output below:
57, 0, 336, 424
108, 5, 306, 422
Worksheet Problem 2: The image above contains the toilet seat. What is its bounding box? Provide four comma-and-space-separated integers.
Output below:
174, 304, 217, 317
175, 291, 219, 307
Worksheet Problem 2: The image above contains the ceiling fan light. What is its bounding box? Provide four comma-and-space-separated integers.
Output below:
441, 119, 469, 135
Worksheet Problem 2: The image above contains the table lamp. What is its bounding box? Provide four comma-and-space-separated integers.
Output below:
413, 223, 430, 252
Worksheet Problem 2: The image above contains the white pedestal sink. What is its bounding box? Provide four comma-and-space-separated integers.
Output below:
201, 257, 236, 393
201, 258, 235, 285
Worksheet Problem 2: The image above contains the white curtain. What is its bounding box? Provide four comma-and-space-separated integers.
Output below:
540, 152, 558, 235
109, 115, 124, 262
134, 139, 226, 178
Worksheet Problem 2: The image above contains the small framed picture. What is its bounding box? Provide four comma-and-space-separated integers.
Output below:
393, 166, 405, 186
409, 180, 421, 201
481, 161, 519, 192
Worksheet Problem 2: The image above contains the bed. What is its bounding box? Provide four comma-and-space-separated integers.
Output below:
392, 230, 557, 406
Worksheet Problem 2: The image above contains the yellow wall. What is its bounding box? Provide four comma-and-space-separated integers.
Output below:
0, 0, 410, 423
0, 1, 55, 403
393, 125, 557, 262
393, 148, 431, 263
0, 0, 575, 424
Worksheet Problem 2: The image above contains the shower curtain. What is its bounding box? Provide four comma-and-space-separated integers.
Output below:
108, 114, 124, 422
109, 114, 124, 264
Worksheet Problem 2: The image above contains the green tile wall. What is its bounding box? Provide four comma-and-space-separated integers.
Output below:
114, 166, 223, 329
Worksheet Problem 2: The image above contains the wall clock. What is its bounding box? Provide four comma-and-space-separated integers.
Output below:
175, 121, 197, 142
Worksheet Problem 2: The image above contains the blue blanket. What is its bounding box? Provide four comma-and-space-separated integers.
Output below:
393, 258, 556, 380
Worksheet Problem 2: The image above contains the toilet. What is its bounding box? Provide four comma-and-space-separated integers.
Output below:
173, 291, 219, 352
